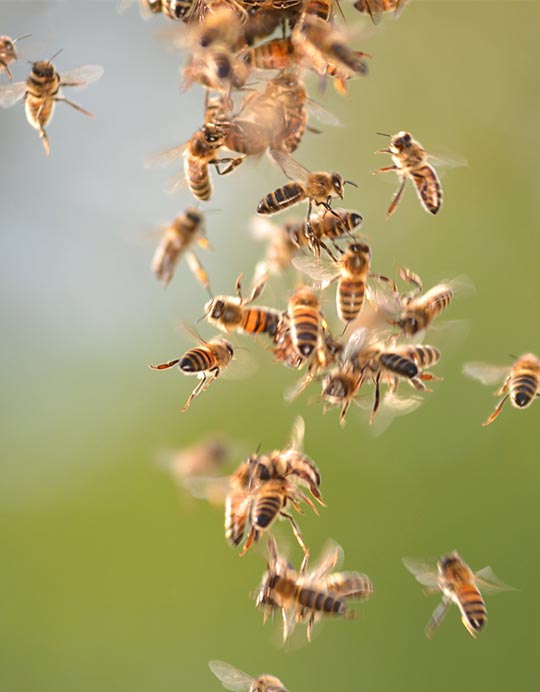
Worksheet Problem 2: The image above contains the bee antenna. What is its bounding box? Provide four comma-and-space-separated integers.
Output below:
14, 34, 32, 44
196, 313, 207, 324
255, 442, 262, 454
509, 353, 518, 360
376, 132, 391, 137
343, 180, 358, 188
48, 48, 63, 63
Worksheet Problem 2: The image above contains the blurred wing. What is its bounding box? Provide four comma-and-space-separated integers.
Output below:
182, 476, 230, 505
0, 81, 26, 107
208, 661, 254, 692
222, 348, 259, 380
425, 598, 450, 639
288, 415, 305, 451
402, 558, 440, 589
427, 150, 469, 170
60, 64, 104, 88
462, 362, 510, 386
186, 251, 210, 291
292, 255, 338, 284
251, 215, 277, 241
475, 566, 516, 594
306, 99, 343, 127
269, 149, 310, 182
368, 392, 422, 435
342, 327, 368, 361
179, 321, 208, 346
307, 540, 343, 581
354, 0, 383, 24
146, 142, 186, 168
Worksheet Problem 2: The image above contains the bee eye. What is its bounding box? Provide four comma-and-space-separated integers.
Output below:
226, 343, 234, 357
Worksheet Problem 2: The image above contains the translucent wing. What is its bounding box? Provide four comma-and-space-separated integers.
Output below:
354, 0, 383, 24
462, 362, 510, 386
251, 216, 277, 241
474, 566, 516, 594
402, 558, 440, 589
146, 142, 186, 168
0, 80, 26, 107
269, 149, 311, 183
288, 415, 305, 451
425, 597, 451, 639
342, 327, 368, 361
292, 255, 338, 284
306, 540, 343, 581
59, 64, 104, 88
182, 476, 231, 505
208, 661, 254, 692
306, 99, 343, 127
368, 392, 422, 435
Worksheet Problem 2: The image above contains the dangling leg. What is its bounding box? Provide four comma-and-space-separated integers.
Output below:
55, 96, 95, 118
282, 511, 309, 557
386, 177, 407, 219
483, 393, 509, 426
370, 371, 382, 424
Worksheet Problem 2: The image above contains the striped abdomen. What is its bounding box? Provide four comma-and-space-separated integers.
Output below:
257, 183, 306, 215
179, 346, 216, 373
411, 164, 442, 215
509, 370, 540, 409
240, 307, 281, 337
324, 572, 373, 600
244, 37, 293, 70
420, 285, 453, 320
290, 305, 321, 358
297, 587, 346, 616
379, 352, 418, 379
184, 155, 211, 201
397, 345, 441, 369
302, 0, 333, 22
337, 277, 367, 322
311, 210, 363, 241
25, 95, 54, 130
456, 584, 487, 635
225, 490, 249, 547
250, 487, 286, 532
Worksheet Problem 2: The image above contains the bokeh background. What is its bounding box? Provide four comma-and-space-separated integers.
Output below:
2, 1, 540, 690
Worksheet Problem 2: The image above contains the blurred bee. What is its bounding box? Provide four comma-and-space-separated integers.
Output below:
463, 353, 540, 426
256, 535, 373, 642
148, 327, 235, 412
257, 151, 355, 231
183, 47, 250, 92
204, 273, 282, 338
0, 34, 31, 80
243, 36, 295, 71
252, 217, 301, 281
321, 360, 363, 425
272, 313, 306, 370
119, 0, 196, 20
403, 551, 513, 638
373, 131, 442, 218
353, 0, 409, 23
209, 660, 288, 692
0, 52, 104, 156
225, 459, 252, 547
204, 92, 233, 127
151, 207, 211, 289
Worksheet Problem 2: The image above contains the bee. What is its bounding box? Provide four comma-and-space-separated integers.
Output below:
272, 313, 306, 370
209, 660, 288, 692
353, 0, 409, 23
126, 0, 195, 20
286, 285, 327, 360
463, 353, 540, 426
382, 344, 442, 393
204, 273, 282, 338
256, 535, 373, 642
294, 208, 364, 260
225, 459, 252, 547
151, 207, 211, 289
252, 217, 301, 281
403, 551, 513, 638
0, 34, 32, 80
0, 52, 103, 156
257, 151, 355, 230
243, 36, 295, 71
373, 131, 442, 218
321, 360, 363, 425
148, 327, 235, 412
183, 47, 250, 92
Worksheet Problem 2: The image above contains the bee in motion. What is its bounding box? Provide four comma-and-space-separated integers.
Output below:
403, 550, 513, 638
256, 535, 373, 642
120, 0, 195, 21
373, 131, 442, 218
151, 207, 211, 289
353, 0, 409, 23
148, 326, 234, 412
0, 51, 103, 155
204, 273, 282, 338
209, 660, 288, 692
286, 285, 327, 361
463, 353, 540, 426
0, 34, 32, 80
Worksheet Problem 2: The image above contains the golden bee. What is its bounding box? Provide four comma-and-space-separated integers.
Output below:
209, 660, 288, 692
225, 459, 252, 547
148, 327, 235, 412
463, 353, 540, 426
243, 36, 295, 71
151, 207, 210, 289
403, 551, 513, 638
0, 34, 31, 80
286, 285, 326, 361
256, 535, 373, 642
353, 0, 409, 23
204, 273, 282, 338
0, 52, 103, 155
373, 130, 442, 218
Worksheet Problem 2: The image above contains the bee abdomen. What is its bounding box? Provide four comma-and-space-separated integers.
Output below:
225, 494, 247, 546
298, 588, 345, 615
379, 352, 418, 379
257, 183, 305, 215
460, 586, 487, 632
252, 494, 283, 529
185, 158, 211, 201
399, 345, 441, 368
338, 278, 366, 322
240, 308, 281, 336
179, 347, 214, 373
304, 0, 332, 22
510, 373, 539, 408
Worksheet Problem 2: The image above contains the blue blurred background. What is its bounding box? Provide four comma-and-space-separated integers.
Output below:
2, 1, 540, 691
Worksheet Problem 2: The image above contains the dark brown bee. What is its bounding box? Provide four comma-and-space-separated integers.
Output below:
373, 130, 442, 218
403, 551, 513, 638
353, 0, 409, 23
0, 54, 103, 155
209, 660, 288, 692
0, 34, 31, 80
463, 353, 540, 426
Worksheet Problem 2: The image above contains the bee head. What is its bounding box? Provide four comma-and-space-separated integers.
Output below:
223, 340, 235, 358
349, 241, 371, 257
32, 60, 55, 78
391, 131, 413, 152
185, 208, 202, 225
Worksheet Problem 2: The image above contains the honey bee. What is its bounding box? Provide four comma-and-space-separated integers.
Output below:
403, 551, 513, 638
257, 151, 355, 229
287, 285, 326, 360
243, 36, 295, 71
251, 217, 300, 280
151, 207, 210, 289
120, 0, 195, 20
373, 131, 442, 218
353, 0, 409, 23
382, 344, 442, 393
0, 53, 103, 156
256, 535, 373, 642
209, 660, 288, 692
148, 327, 235, 412
0, 34, 31, 80
225, 459, 252, 547
321, 360, 363, 425
183, 47, 250, 92
204, 273, 282, 338
463, 353, 540, 426
272, 313, 306, 370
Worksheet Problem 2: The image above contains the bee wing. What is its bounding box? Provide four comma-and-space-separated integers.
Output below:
342, 327, 369, 361
425, 597, 451, 639
307, 540, 344, 581
251, 215, 278, 241
402, 558, 440, 589
179, 321, 208, 346
474, 567, 516, 594
221, 347, 259, 381
367, 392, 422, 435
288, 415, 305, 452
146, 142, 186, 168
268, 149, 311, 183
182, 475, 231, 506
306, 99, 343, 127
208, 661, 254, 692
358, 0, 383, 24
292, 255, 338, 286
0, 80, 27, 107
59, 64, 104, 88
462, 362, 511, 386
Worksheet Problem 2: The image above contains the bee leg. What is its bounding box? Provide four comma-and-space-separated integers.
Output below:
282, 511, 309, 556
182, 372, 216, 413
339, 400, 351, 426
185, 252, 210, 293
54, 96, 95, 119
299, 550, 311, 575
38, 126, 51, 156
0, 60, 13, 80
409, 377, 429, 392
306, 617, 314, 642
386, 177, 407, 219
425, 597, 450, 639
482, 394, 509, 426
419, 372, 443, 383
214, 156, 244, 175
240, 527, 256, 556
320, 200, 342, 220
370, 371, 382, 424
148, 359, 180, 370
305, 199, 315, 242
495, 376, 510, 397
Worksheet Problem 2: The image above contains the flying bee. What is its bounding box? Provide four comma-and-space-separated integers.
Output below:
225, 459, 252, 547
272, 313, 306, 370
382, 344, 442, 393
403, 551, 513, 638
373, 131, 442, 218
256, 535, 373, 642
183, 47, 250, 92
151, 207, 211, 289
257, 151, 355, 237
321, 360, 363, 425
121, 0, 196, 20
0, 34, 32, 80
204, 273, 282, 338
286, 284, 327, 361
243, 36, 295, 71
353, 0, 409, 23
463, 353, 540, 426
148, 326, 234, 412
209, 660, 288, 692
292, 207, 364, 260
0, 52, 103, 156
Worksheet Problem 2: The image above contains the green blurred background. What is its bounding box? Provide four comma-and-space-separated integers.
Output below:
2, 1, 540, 690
